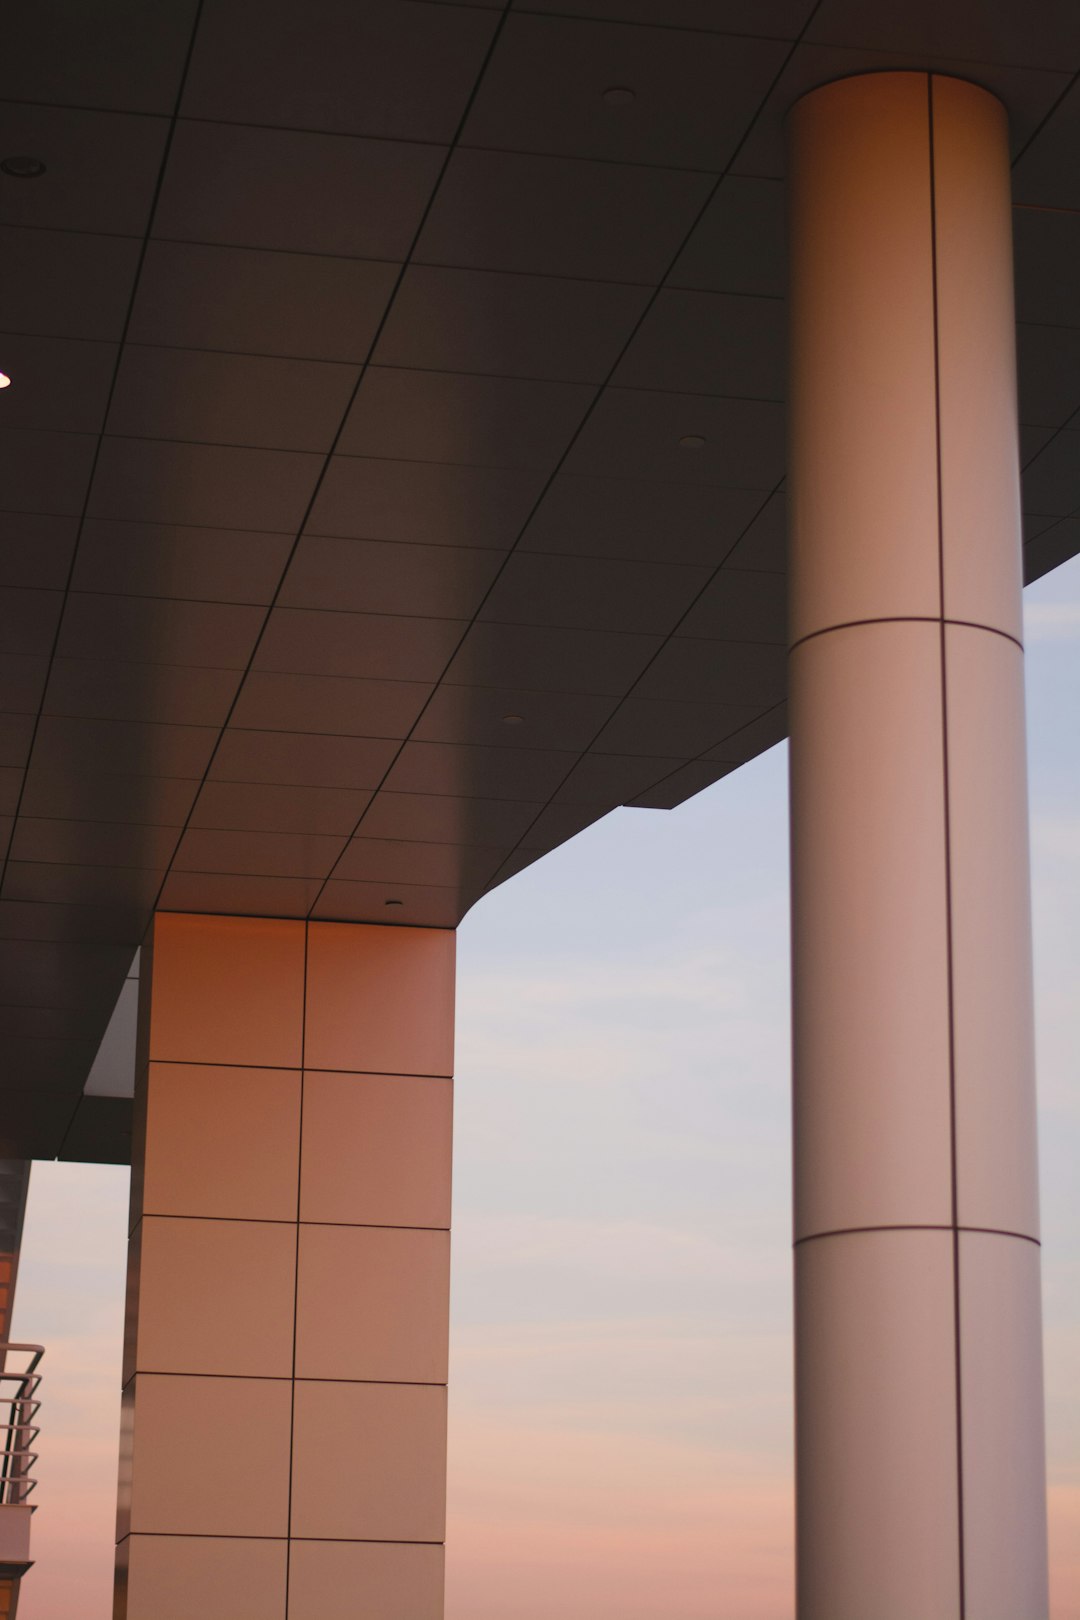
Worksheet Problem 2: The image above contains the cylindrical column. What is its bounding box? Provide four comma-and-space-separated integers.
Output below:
788, 73, 1048, 1620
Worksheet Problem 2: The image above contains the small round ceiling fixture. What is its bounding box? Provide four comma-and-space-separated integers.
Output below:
603, 86, 635, 107
679, 434, 706, 450
502, 713, 524, 726
384, 897, 404, 908
0, 373, 10, 390
1, 155, 47, 179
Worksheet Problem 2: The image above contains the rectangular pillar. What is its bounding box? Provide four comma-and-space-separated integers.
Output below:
115, 913, 455, 1620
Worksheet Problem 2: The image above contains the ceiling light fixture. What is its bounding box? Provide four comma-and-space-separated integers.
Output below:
679, 434, 706, 450
0, 373, 10, 390
1, 155, 47, 179
384, 897, 404, 907
602, 86, 635, 107
502, 714, 524, 726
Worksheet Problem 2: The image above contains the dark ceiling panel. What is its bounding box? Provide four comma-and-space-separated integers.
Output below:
306, 456, 546, 549
337, 368, 594, 469
9, 818, 178, 870
1013, 208, 1080, 328
0, 655, 51, 716
43, 659, 242, 728
0, 0, 199, 113
518, 0, 817, 34
562, 389, 786, 488
279, 536, 502, 619
412, 685, 614, 753
669, 176, 788, 298
372, 264, 651, 382
381, 740, 578, 802
57, 594, 264, 669
0, 103, 169, 235
520, 475, 767, 566
88, 437, 323, 530
331, 836, 507, 890
0, 227, 141, 343
806, 0, 1080, 69
357, 791, 542, 847
190, 781, 372, 837
592, 696, 763, 758
1012, 78, 1080, 207
443, 621, 662, 696
71, 520, 294, 604
172, 827, 345, 880
461, 14, 789, 168
18, 768, 199, 829
726, 492, 787, 572
479, 551, 708, 634
208, 729, 398, 791
129, 241, 400, 363
0, 428, 98, 516
1021, 431, 1080, 516
0, 588, 64, 658
183, 0, 499, 141
28, 714, 218, 780
612, 288, 786, 399
634, 636, 787, 705
0, 516, 77, 592
675, 567, 787, 643
253, 607, 466, 683
229, 671, 431, 739
0, 334, 118, 436
106, 346, 360, 452
153, 121, 446, 259
158, 870, 323, 917
415, 147, 714, 282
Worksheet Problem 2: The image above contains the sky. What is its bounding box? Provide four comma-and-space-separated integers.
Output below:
11, 551, 1080, 1620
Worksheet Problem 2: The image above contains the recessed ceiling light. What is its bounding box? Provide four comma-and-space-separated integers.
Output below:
679, 434, 706, 450
1, 155, 47, 179
384, 897, 404, 907
602, 86, 635, 107
502, 713, 524, 726
0, 373, 10, 390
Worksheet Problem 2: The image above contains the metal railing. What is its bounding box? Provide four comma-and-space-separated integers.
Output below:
0, 1347, 42, 1510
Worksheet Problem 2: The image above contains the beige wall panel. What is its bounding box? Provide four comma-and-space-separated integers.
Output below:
945, 626, 1040, 1237
932, 78, 1023, 642
300, 1072, 453, 1228
795, 1230, 960, 1620
127, 1373, 291, 1538
788, 73, 939, 642
122, 1535, 288, 1620
295, 1224, 450, 1384
141, 1063, 301, 1222
149, 913, 305, 1066
305, 922, 455, 1075
289, 1540, 445, 1620
126, 1216, 296, 1380
959, 1232, 1049, 1620
291, 1380, 447, 1542
789, 623, 952, 1237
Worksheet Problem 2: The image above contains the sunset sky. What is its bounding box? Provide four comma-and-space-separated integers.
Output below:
12, 551, 1080, 1620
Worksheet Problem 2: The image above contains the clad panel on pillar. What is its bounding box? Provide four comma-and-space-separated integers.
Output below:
117, 913, 456, 1620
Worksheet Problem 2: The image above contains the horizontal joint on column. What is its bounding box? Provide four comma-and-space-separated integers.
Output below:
788, 617, 1024, 655
793, 1223, 1040, 1247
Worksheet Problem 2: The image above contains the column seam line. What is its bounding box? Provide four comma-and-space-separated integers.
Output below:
929, 72, 968, 1620
284, 921, 308, 1620
788, 617, 1023, 655
793, 1224, 1040, 1247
